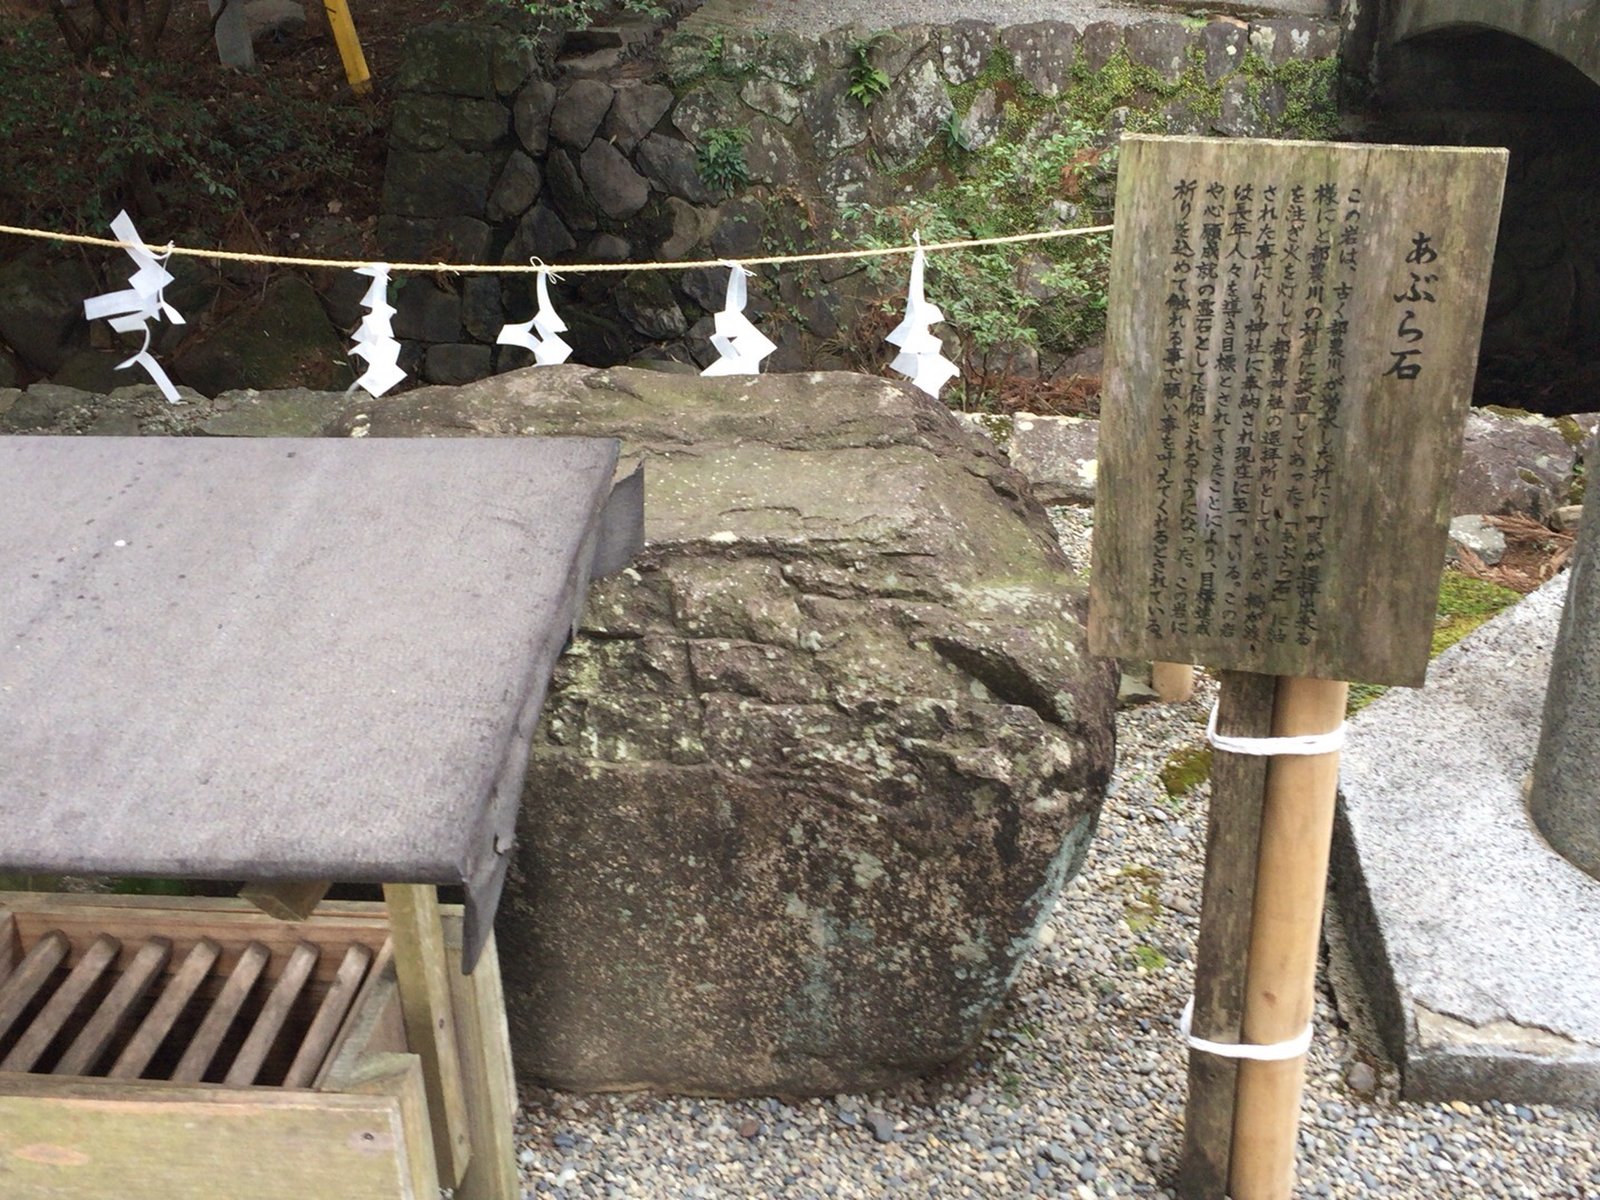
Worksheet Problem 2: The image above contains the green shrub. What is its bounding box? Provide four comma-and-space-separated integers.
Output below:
841, 123, 1115, 405
0, 16, 375, 231
491, 0, 665, 33
696, 126, 751, 195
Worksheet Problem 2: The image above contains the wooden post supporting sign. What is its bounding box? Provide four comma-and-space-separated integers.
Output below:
1089, 136, 1508, 1200
1152, 661, 1196, 703
1177, 671, 1276, 1195
1228, 675, 1347, 1198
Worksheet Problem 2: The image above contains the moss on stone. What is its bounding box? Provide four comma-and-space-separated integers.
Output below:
661, 30, 755, 89
1433, 571, 1522, 657
1236, 51, 1340, 140
974, 46, 1021, 93
720, 23, 1342, 404
1160, 744, 1213, 798
1350, 571, 1522, 714
1064, 49, 1167, 127
1480, 403, 1537, 421
971, 411, 1013, 448
1271, 56, 1340, 140
1556, 415, 1589, 448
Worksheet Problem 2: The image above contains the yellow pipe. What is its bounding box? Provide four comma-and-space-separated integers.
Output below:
323, 0, 372, 96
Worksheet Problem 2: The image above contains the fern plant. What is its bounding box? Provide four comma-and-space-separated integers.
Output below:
696, 127, 750, 195
846, 33, 893, 107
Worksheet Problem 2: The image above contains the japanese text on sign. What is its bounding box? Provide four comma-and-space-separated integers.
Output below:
1091, 136, 1508, 687
1148, 174, 1364, 649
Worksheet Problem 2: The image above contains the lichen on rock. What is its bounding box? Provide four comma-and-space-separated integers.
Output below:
326, 365, 1117, 1095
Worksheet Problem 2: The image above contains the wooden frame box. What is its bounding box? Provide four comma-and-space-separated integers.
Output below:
0, 892, 517, 1200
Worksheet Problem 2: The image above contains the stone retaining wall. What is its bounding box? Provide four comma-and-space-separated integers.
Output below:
379, 13, 1342, 385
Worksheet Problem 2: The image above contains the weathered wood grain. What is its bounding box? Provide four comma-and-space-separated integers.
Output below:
0, 1075, 416, 1200
3, 892, 389, 984
238, 880, 334, 923
53, 937, 172, 1077
1091, 136, 1508, 686
0, 930, 68, 1046
444, 919, 521, 1200
1, 933, 120, 1072
383, 883, 472, 1185
316, 940, 405, 1091
0, 911, 17, 982
225, 940, 320, 1086
1229, 677, 1349, 1200
170, 940, 269, 1083
1177, 671, 1279, 1199
339, 1052, 441, 1200
283, 942, 374, 1089
108, 937, 222, 1081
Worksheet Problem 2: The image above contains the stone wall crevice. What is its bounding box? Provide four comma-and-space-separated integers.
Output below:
381, 13, 1343, 387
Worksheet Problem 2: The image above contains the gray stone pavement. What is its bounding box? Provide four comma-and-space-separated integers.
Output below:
1334, 576, 1600, 1106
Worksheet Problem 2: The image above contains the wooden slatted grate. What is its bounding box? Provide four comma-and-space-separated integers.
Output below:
0, 927, 376, 1087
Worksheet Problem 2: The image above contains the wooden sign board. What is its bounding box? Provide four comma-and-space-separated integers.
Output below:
1090, 136, 1508, 687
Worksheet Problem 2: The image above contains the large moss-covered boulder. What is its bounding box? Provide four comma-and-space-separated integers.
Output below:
330, 366, 1115, 1095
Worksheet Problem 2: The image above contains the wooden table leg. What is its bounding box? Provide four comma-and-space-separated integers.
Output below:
239, 880, 333, 922
444, 921, 520, 1200
383, 883, 472, 1186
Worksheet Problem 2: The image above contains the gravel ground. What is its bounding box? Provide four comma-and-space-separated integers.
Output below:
510, 507, 1600, 1199
679, 0, 1330, 41
695, 0, 1160, 38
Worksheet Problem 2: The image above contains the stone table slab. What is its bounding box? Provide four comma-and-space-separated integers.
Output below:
1334, 575, 1600, 1105
0, 435, 639, 963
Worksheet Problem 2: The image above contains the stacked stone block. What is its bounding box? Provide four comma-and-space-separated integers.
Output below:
380, 15, 1342, 384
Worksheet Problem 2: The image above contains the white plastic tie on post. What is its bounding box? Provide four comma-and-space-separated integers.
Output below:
1205, 702, 1347, 756
885, 233, 959, 398
1179, 997, 1314, 1061
82, 211, 185, 402
496, 268, 572, 365
349, 264, 406, 398
700, 262, 776, 377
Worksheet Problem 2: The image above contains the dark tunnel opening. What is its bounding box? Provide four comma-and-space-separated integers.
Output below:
1357, 26, 1600, 416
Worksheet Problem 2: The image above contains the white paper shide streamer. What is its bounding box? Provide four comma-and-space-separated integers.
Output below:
496, 269, 571, 365
349, 264, 405, 398
701, 263, 775, 377
885, 235, 959, 398
82, 211, 186, 402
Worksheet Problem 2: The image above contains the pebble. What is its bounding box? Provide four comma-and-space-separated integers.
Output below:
501, 508, 1600, 1199
867, 1112, 897, 1144
1347, 1061, 1378, 1097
